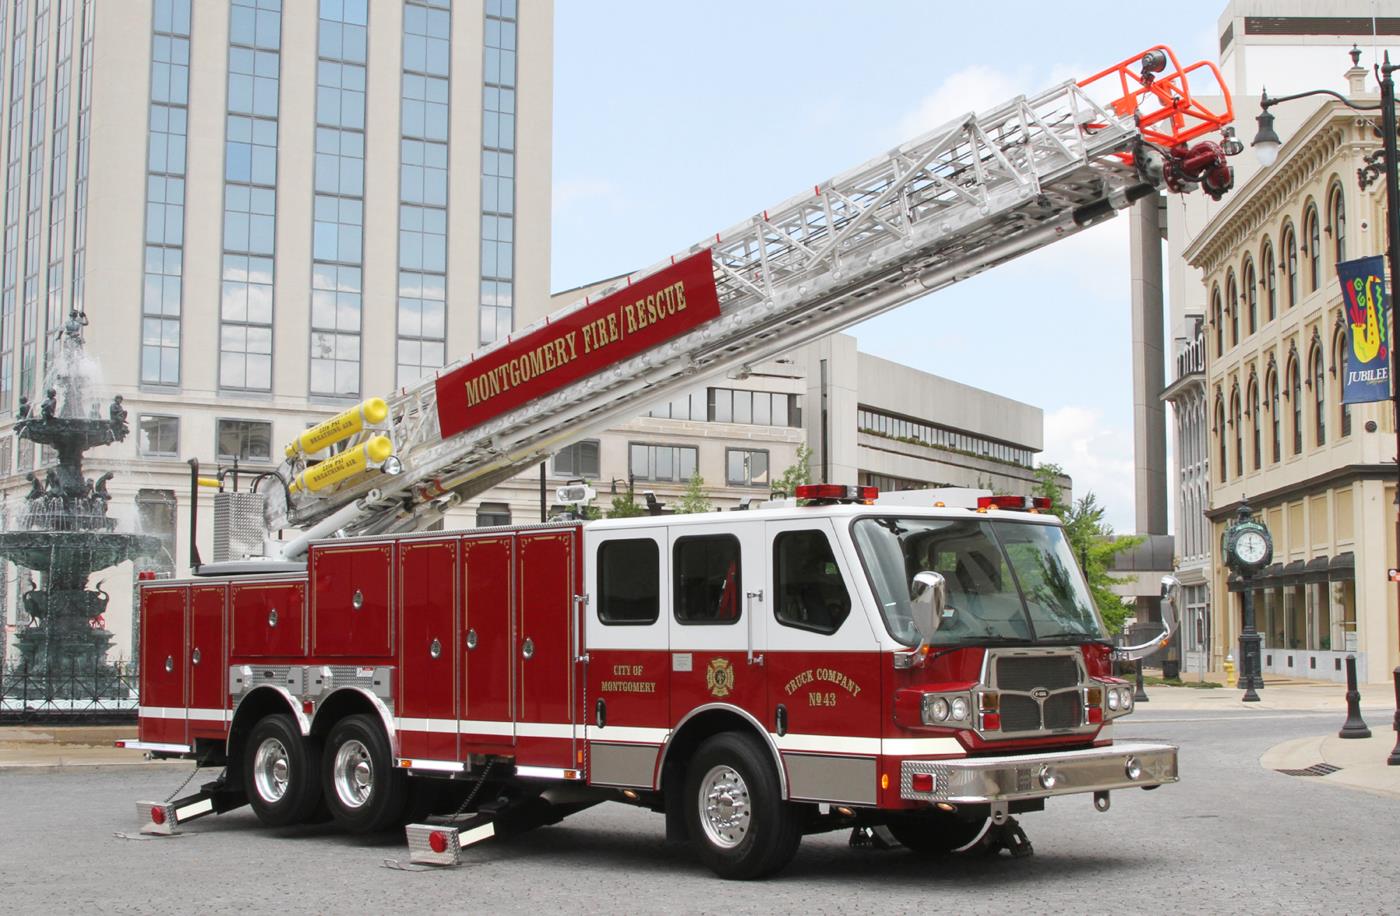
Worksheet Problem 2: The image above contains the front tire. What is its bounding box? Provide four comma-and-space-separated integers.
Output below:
684, 732, 801, 880
321, 714, 407, 833
243, 714, 323, 827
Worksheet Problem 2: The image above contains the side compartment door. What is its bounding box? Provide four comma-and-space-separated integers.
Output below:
139, 586, 188, 746
667, 521, 767, 735
187, 585, 228, 740
764, 518, 882, 806
514, 528, 578, 771
460, 535, 514, 754
397, 539, 459, 761
583, 526, 669, 789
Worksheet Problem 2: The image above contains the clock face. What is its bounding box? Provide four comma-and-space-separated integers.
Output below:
1236, 530, 1268, 565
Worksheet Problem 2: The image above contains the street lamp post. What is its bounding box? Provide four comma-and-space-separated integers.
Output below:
1252, 50, 1400, 764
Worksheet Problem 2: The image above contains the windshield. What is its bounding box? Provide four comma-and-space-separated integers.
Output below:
850, 516, 1104, 647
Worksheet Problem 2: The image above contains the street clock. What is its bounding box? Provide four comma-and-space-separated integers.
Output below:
1223, 507, 1272, 574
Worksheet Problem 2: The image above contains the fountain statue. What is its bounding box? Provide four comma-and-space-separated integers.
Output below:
1, 310, 161, 699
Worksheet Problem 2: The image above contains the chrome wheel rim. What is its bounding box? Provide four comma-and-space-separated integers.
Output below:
333, 739, 374, 809
252, 737, 290, 804
698, 764, 751, 849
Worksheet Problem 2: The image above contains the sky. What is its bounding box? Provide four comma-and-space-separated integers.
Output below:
551, 0, 1236, 532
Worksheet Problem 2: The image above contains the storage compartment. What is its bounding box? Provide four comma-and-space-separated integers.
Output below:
311, 542, 393, 657
230, 580, 307, 658
139, 585, 188, 746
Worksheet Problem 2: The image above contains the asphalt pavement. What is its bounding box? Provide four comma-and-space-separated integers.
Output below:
2, 694, 1399, 914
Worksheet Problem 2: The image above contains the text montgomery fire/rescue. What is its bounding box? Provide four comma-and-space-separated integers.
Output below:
461, 280, 691, 409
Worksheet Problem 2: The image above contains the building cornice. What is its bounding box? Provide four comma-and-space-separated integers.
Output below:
1160, 370, 1205, 404
1183, 99, 1380, 273
1205, 463, 1393, 520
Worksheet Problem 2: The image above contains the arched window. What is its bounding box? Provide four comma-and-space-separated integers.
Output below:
1249, 376, 1261, 470
1304, 203, 1321, 292
1215, 396, 1227, 483
1261, 239, 1277, 322
1288, 353, 1303, 455
1231, 386, 1243, 477
1267, 368, 1281, 463
1243, 256, 1257, 335
1226, 270, 1239, 347
1311, 343, 1326, 446
1211, 286, 1223, 356
1334, 329, 1352, 437
1328, 182, 1346, 265
1282, 222, 1298, 308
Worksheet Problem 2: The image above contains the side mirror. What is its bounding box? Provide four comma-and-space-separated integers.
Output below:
910, 570, 947, 642
1115, 574, 1182, 662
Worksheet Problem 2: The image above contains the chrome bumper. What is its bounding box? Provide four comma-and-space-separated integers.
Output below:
900, 741, 1178, 803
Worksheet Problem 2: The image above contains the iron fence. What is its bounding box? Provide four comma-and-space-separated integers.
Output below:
0, 658, 138, 718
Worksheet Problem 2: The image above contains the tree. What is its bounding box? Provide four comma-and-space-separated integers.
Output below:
773, 443, 813, 496
675, 471, 712, 514
606, 479, 645, 518
1033, 463, 1140, 635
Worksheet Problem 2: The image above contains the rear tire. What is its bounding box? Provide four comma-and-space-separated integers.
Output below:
684, 732, 801, 880
243, 714, 323, 827
886, 811, 989, 854
321, 714, 407, 833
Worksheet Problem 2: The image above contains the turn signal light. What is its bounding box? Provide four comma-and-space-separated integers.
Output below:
1087, 707, 1104, 724
982, 712, 1001, 731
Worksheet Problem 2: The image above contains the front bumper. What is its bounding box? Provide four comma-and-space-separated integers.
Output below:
900, 741, 1177, 803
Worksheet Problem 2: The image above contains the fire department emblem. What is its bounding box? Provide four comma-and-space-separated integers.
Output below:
706, 657, 734, 698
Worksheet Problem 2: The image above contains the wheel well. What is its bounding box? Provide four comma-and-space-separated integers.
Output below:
309, 688, 388, 747
659, 707, 784, 841
226, 687, 300, 783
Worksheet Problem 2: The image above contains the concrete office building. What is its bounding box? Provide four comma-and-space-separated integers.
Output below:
0, 0, 555, 663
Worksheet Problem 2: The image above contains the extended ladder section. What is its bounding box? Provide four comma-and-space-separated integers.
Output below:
267, 47, 1234, 551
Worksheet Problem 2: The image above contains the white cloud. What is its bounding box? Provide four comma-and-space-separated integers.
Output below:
553, 177, 621, 214
896, 65, 1026, 140
1040, 405, 1138, 534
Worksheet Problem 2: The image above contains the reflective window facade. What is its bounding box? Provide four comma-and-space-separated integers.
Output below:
220, 0, 280, 392
856, 406, 1033, 466
19, 0, 48, 402
396, 0, 450, 386
479, 0, 516, 343
311, 0, 366, 397
43, 0, 73, 367
142, 0, 190, 386
0, 0, 24, 413
68, 0, 90, 316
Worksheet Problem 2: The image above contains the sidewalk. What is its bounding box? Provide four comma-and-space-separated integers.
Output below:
0, 724, 183, 771
1131, 675, 1394, 713
1261, 730, 1400, 801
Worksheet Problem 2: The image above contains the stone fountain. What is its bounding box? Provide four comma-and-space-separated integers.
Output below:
2, 310, 161, 699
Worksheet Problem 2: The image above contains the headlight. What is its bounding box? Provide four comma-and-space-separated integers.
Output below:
950, 697, 969, 722
1107, 689, 1120, 711
931, 698, 949, 722
1121, 689, 1133, 711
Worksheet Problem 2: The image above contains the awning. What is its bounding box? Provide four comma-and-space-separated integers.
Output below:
1303, 556, 1331, 583
1328, 552, 1355, 581
1258, 563, 1283, 581
1279, 559, 1306, 586
1227, 572, 1245, 593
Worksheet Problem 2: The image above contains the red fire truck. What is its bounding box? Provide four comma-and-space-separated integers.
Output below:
120, 47, 1232, 878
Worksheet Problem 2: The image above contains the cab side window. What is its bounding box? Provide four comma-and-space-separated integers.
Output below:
774, 530, 851, 634
673, 535, 741, 624
597, 539, 660, 625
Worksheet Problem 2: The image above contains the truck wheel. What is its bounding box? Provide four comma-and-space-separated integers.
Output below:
322, 714, 407, 833
243, 714, 323, 827
684, 732, 801, 880
886, 811, 989, 854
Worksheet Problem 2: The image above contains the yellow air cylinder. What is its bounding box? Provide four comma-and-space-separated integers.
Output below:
285, 397, 389, 459
290, 436, 393, 494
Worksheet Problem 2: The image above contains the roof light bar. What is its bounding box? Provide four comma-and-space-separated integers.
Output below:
795, 484, 879, 503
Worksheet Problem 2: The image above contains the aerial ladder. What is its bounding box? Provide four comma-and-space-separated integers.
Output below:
260, 46, 1237, 558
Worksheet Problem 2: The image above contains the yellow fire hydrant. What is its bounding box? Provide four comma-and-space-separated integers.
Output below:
1223, 654, 1236, 686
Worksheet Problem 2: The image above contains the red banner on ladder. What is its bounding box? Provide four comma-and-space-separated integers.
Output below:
435, 250, 721, 439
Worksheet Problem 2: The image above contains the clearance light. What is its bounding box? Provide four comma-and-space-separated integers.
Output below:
428, 830, 449, 854
149, 805, 166, 826
911, 772, 935, 793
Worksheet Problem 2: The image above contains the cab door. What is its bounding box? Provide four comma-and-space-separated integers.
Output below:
582, 524, 669, 788
764, 518, 882, 806
667, 520, 767, 733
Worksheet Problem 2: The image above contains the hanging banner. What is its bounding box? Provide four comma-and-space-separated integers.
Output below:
434, 250, 721, 439
1337, 254, 1391, 405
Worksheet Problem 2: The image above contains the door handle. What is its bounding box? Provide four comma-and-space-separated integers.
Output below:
745, 590, 764, 666
521, 637, 535, 659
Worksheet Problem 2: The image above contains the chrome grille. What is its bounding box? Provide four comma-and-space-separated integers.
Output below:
1000, 695, 1042, 732
995, 654, 1079, 692
1043, 692, 1082, 730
